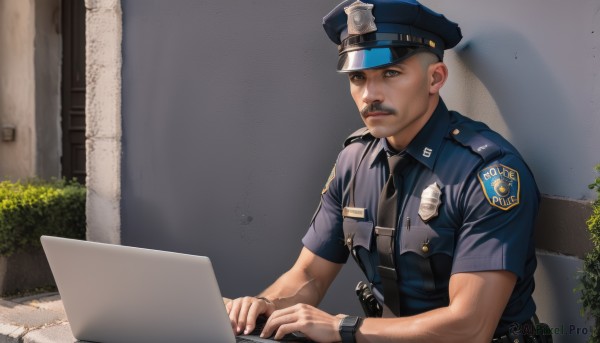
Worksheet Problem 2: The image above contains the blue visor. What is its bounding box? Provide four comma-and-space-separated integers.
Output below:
337, 47, 433, 72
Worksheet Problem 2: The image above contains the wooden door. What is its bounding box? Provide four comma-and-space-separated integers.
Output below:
61, 0, 86, 183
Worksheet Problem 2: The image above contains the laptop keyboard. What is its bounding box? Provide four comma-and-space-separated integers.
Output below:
236, 337, 267, 342
235, 316, 311, 342
236, 316, 271, 342
236, 334, 309, 343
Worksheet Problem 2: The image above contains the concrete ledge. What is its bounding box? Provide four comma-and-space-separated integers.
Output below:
535, 195, 593, 258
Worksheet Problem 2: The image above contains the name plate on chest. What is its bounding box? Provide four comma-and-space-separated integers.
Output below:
342, 207, 366, 219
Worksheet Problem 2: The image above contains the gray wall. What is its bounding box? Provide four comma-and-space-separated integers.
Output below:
423, 0, 600, 200
120, 0, 599, 335
121, 0, 364, 314
420, 2, 599, 341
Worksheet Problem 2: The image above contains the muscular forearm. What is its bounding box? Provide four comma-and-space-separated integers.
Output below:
357, 306, 492, 343
356, 272, 515, 343
258, 247, 341, 311
258, 268, 325, 310
227, 248, 342, 336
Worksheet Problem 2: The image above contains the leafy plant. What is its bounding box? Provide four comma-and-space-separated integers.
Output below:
0, 178, 85, 256
579, 165, 600, 342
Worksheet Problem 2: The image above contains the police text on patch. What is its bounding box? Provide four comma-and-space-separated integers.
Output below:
477, 164, 520, 211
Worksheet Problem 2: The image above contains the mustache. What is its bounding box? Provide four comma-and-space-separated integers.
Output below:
360, 102, 397, 116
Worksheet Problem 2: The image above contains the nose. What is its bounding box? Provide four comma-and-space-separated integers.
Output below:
361, 79, 383, 105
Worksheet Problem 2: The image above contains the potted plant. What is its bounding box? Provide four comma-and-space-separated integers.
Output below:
0, 179, 85, 295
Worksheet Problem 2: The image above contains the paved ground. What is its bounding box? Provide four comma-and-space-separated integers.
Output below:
0, 292, 75, 343
0, 294, 234, 343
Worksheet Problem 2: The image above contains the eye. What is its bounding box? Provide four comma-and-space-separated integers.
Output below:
383, 69, 401, 78
348, 72, 365, 82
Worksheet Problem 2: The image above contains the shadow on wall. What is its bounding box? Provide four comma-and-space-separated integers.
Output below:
454, 26, 579, 198
454, 27, 592, 343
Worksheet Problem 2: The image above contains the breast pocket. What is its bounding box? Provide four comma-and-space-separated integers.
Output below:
342, 218, 376, 280
399, 225, 455, 293
342, 218, 374, 250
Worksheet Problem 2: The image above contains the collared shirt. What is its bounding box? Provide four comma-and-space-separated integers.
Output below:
302, 99, 539, 334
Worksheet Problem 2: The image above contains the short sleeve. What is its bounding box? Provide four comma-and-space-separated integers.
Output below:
451, 155, 539, 279
302, 160, 349, 264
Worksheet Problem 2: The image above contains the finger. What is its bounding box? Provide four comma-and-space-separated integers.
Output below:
244, 301, 264, 334
261, 312, 297, 339
228, 300, 242, 331
236, 297, 254, 333
273, 322, 303, 341
265, 304, 297, 319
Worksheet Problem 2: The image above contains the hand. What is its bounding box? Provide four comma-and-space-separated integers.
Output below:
226, 296, 277, 335
260, 303, 344, 343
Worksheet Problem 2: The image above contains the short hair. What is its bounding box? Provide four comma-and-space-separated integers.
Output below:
417, 51, 442, 71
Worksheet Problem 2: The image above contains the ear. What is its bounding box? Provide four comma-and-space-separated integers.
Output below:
428, 62, 448, 95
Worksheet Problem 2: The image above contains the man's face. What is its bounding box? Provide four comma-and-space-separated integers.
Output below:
348, 53, 434, 150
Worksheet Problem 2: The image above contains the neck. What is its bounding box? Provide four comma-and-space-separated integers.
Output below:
386, 95, 440, 151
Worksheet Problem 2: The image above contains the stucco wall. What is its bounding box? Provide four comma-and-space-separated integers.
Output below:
34, 0, 61, 180
0, 0, 36, 180
0, 0, 61, 181
85, 0, 122, 244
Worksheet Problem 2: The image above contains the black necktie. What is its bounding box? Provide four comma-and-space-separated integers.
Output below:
377, 153, 409, 228
375, 153, 410, 317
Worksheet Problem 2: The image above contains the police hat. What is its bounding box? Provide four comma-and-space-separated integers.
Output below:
323, 0, 462, 71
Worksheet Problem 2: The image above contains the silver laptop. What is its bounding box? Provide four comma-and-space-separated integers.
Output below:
41, 235, 281, 343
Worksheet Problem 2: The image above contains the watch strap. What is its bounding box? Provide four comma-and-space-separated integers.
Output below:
339, 315, 362, 343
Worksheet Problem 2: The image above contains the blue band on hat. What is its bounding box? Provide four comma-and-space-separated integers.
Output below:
337, 47, 431, 71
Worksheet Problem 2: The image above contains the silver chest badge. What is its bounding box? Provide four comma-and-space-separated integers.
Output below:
344, 1, 377, 35
418, 182, 442, 222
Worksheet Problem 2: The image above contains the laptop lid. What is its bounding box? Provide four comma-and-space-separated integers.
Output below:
41, 235, 267, 343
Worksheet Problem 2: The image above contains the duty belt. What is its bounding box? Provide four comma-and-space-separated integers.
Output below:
492, 319, 553, 343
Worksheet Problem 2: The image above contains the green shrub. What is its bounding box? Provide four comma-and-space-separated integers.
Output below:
580, 165, 600, 342
0, 179, 86, 256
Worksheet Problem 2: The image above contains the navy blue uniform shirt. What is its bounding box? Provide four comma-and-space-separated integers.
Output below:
302, 99, 539, 334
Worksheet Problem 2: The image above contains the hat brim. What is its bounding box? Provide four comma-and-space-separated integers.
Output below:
337, 47, 426, 72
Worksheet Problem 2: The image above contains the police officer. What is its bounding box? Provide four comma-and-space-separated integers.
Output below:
227, 1, 540, 342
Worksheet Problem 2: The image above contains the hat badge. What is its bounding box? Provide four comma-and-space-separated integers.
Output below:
344, 0, 377, 35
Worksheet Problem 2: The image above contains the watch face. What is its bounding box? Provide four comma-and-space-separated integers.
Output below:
342, 316, 360, 327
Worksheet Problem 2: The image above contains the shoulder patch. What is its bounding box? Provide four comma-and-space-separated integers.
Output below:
477, 164, 520, 210
343, 127, 374, 147
322, 164, 336, 195
450, 125, 502, 163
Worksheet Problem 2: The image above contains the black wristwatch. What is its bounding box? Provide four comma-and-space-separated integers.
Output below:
339, 315, 362, 343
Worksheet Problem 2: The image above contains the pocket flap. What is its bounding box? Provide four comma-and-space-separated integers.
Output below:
400, 226, 454, 258
342, 219, 374, 251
